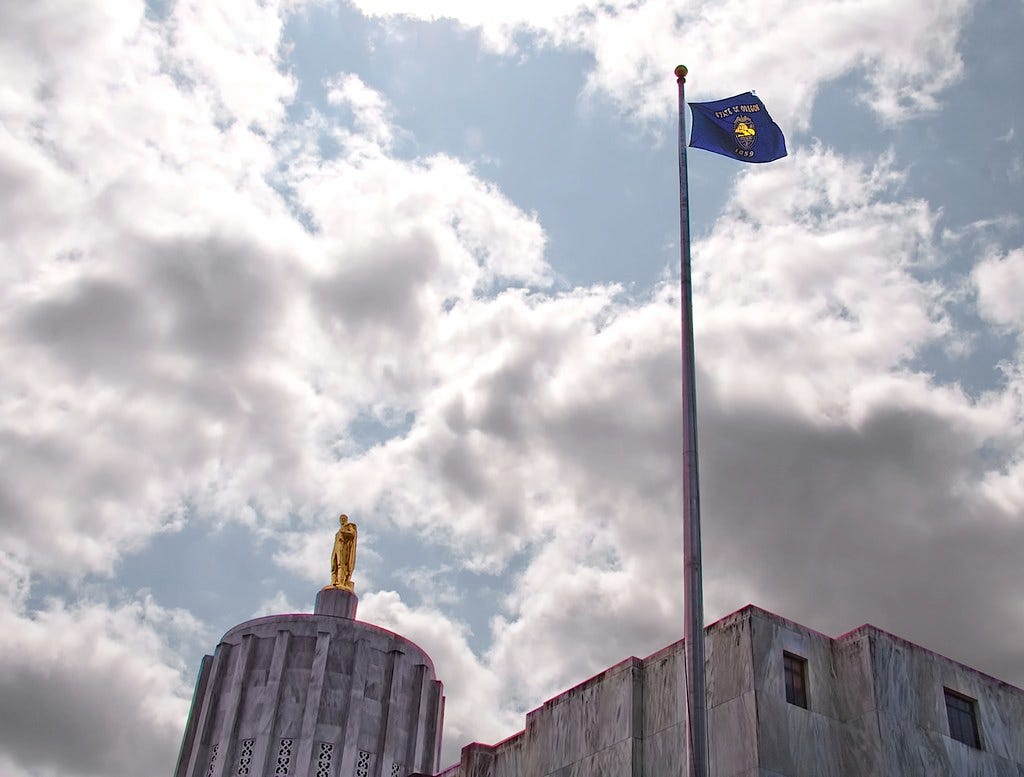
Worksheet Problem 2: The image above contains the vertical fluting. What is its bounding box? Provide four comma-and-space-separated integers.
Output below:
337, 638, 370, 777
404, 664, 426, 773
175, 655, 213, 777
249, 631, 291, 777
376, 648, 404, 777
212, 634, 255, 777
296, 631, 332, 774
185, 644, 229, 777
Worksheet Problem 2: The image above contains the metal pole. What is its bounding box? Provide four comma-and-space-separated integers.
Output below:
675, 63, 708, 777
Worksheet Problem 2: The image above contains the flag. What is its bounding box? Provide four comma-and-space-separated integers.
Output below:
688, 92, 786, 163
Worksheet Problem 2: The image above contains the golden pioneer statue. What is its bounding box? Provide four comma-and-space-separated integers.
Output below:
329, 513, 358, 591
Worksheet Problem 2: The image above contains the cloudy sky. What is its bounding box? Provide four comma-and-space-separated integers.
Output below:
2, 0, 1023, 774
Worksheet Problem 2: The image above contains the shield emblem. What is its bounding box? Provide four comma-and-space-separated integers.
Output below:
733, 115, 756, 150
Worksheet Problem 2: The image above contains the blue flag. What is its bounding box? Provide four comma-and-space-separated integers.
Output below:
688, 92, 786, 163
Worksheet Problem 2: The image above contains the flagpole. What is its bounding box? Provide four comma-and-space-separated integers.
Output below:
675, 63, 708, 777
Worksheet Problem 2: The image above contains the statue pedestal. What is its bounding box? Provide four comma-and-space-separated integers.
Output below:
315, 586, 359, 619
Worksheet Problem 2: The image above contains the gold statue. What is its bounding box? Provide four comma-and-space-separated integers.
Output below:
328, 514, 358, 591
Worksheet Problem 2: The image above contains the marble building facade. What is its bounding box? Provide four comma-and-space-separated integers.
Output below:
175, 600, 1023, 777
429, 605, 1024, 777
174, 588, 445, 777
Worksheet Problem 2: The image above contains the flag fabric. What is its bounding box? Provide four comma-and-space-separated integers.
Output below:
688, 92, 787, 163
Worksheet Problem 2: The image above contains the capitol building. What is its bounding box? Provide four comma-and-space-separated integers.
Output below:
174, 517, 1024, 777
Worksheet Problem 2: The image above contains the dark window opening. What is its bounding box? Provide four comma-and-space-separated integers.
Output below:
944, 688, 981, 748
783, 652, 808, 708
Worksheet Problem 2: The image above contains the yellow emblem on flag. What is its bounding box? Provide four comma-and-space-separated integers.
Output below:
733, 115, 756, 150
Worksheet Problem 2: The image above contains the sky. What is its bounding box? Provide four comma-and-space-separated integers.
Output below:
1, 0, 1023, 774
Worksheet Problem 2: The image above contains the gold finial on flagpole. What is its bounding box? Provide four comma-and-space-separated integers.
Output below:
675, 64, 688, 82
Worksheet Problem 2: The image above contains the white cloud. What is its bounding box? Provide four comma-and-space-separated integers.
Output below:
347, 0, 589, 51
349, 0, 974, 126
0, 556, 203, 777
695, 147, 951, 415
325, 72, 396, 148
0, 4, 548, 580
167, 0, 299, 131
252, 588, 302, 616
974, 247, 1024, 333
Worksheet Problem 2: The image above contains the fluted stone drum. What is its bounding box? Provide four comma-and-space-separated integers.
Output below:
174, 590, 444, 777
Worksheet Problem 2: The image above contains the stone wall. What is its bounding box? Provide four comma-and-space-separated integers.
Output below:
433, 641, 687, 777
428, 606, 1023, 777
740, 609, 882, 777
865, 626, 1024, 776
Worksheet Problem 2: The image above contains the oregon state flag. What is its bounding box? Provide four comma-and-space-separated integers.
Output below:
688, 92, 786, 163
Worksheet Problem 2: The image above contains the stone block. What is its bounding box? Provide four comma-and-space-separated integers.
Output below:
706, 614, 754, 708
315, 587, 359, 619
708, 690, 759, 777
642, 723, 685, 777
523, 660, 639, 775
755, 691, 849, 777
749, 611, 844, 722
831, 632, 878, 721
641, 643, 685, 737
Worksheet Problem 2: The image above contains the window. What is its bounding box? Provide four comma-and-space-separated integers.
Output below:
783, 652, 808, 708
944, 688, 981, 748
